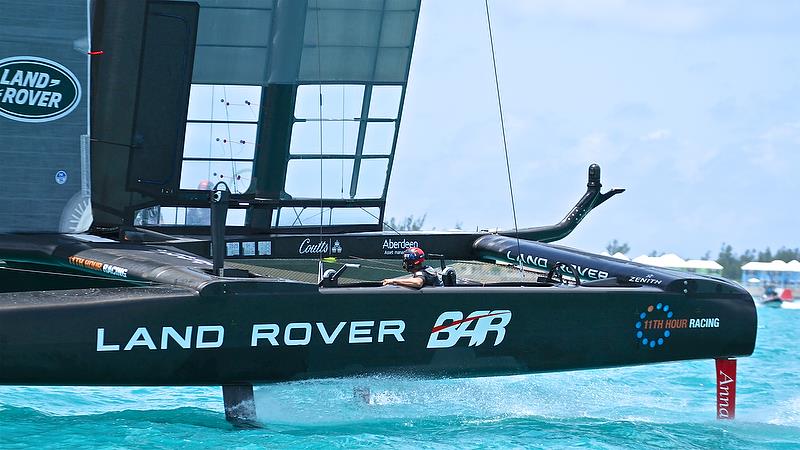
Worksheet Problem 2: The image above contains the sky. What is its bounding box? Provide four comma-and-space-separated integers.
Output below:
385, 0, 800, 259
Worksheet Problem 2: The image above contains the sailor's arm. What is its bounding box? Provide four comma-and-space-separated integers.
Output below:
382, 276, 424, 289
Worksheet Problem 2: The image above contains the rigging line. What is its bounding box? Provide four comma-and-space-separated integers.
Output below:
0, 265, 155, 285
222, 85, 237, 193
341, 85, 346, 201
359, 206, 401, 235
346, 255, 408, 271
315, 5, 325, 280
484, 0, 523, 278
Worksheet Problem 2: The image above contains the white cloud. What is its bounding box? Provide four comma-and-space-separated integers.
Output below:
570, 132, 627, 166
641, 129, 672, 141
746, 121, 800, 174
760, 121, 800, 142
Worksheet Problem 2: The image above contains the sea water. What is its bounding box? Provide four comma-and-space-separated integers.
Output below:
1, 306, 798, 449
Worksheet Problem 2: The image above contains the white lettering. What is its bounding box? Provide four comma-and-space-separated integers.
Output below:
690, 318, 720, 328
48, 92, 61, 108
160, 326, 192, 349
427, 310, 512, 349
628, 276, 664, 285
22, 71, 37, 87
34, 73, 49, 88
719, 370, 735, 385
96, 328, 120, 351
10, 70, 23, 86
0, 69, 10, 85
505, 251, 548, 269
298, 238, 329, 254
559, 263, 609, 281
251, 324, 279, 346
469, 311, 510, 346
25, 90, 41, 105
382, 238, 420, 254
427, 311, 463, 348
124, 327, 157, 350
316, 321, 346, 344
719, 385, 730, 408
284, 323, 311, 345
36, 91, 51, 107
1, 87, 14, 103
349, 321, 374, 344
378, 320, 405, 343
102, 263, 128, 278
196, 325, 224, 348
14, 88, 28, 104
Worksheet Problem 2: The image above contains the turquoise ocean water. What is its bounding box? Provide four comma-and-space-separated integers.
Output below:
1, 306, 798, 449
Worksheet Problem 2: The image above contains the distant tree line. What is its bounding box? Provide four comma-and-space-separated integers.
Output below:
715, 244, 800, 280
383, 215, 464, 232
605, 239, 630, 255
384, 214, 426, 231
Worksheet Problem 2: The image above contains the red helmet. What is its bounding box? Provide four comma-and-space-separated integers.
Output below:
402, 247, 425, 272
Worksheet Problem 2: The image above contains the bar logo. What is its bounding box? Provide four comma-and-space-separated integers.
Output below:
0, 56, 81, 123
427, 310, 512, 348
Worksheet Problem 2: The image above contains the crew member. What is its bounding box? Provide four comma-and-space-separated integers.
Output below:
186, 180, 212, 225
382, 247, 441, 288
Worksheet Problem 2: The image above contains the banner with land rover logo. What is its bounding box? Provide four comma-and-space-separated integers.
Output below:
0, 0, 91, 234
0, 56, 81, 122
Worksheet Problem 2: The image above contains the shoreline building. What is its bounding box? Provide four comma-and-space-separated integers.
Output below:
740, 260, 800, 293
630, 253, 724, 276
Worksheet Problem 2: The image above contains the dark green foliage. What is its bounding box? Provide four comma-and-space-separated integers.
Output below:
384, 214, 427, 231
716, 244, 799, 280
606, 239, 630, 255
717, 244, 740, 280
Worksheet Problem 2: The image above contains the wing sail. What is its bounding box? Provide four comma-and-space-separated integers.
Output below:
0, 0, 91, 233
90, 0, 421, 234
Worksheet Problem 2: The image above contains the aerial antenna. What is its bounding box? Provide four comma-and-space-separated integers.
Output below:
484, 0, 523, 277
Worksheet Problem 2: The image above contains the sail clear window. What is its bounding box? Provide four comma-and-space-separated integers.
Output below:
134, 206, 247, 227
273, 207, 380, 227
180, 84, 261, 194
368, 85, 402, 119
284, 83, 401, 200
362, 122, 395, 155
289, 121, 359, 155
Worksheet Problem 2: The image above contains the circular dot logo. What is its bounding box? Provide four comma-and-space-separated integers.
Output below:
55, 170, 68, 185
634, 303, 672, 349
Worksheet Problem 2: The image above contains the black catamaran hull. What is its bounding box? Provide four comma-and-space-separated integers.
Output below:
0, 280, 756, 385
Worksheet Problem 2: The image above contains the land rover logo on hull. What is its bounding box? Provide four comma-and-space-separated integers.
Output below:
0, 56, 81, 123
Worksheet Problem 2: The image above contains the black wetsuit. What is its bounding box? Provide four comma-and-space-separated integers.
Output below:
412, 266, 442, 287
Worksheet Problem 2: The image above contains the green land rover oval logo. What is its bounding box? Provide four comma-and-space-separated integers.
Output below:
0, 56, 82, 123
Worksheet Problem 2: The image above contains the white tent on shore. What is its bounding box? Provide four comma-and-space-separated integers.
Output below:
631, 253, 723, 272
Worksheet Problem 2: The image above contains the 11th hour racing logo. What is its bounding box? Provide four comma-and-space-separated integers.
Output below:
0, 56, 81, 122
427, 310, 512, 348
